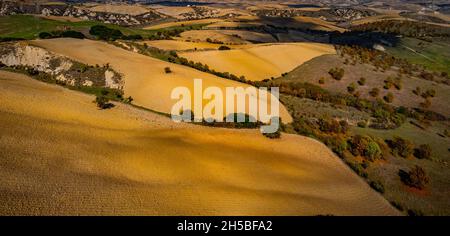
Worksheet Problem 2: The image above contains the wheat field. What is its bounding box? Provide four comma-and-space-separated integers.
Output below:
0, 70, 400, 215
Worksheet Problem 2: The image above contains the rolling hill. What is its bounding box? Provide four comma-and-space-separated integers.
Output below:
0, 70, 400, 215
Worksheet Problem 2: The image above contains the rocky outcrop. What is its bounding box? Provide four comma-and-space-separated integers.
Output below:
0, 1, 165, 26
253, 7, 376, 22
0, 42, 123, 89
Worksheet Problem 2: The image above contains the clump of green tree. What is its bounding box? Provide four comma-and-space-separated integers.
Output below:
350, 20, 450, 39
39, 30, 85, 39
89, 25, 124, 41
348, 135, 383, 161
93, 90, 116, 109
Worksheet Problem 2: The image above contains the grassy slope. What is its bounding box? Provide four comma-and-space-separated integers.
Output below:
275, 54, 450, 215
281, 54, 450, 117
386, 37, 450, 74
0, 70, 399, 215
353, 122, 450, 215
0, 15, 186, 39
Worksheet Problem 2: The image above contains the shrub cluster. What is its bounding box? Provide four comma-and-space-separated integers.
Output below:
348, 135, 382, 161
388, 136, 414, 158
39, 30, 85, 39
399, 165, 430, 190
328, 67, 344, 80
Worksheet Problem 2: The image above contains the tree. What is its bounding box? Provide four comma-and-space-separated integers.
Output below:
358, 77, 366, 85
413, 87, 421, 96
399, 165, 429, 190
369, 87, 379, 97
389, 136, 414, 158
347, 82, 356, 93
328, 67, 344, 80
383, 92, 394, 103
39, 32, 53, 39
414, 144, 432, 159
318, 77, 325, 84
218, 45, 231, 50
94, 95, 112, 109
89, 25, 123, 41
164, 67, 172, 73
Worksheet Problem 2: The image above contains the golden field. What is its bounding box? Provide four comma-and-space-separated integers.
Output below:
180, 30, 250, 44
87, 3, 151, 16
140, 40, 251, 51
144, 19, 223, 30
180, 43, 336, 81
0, 70, 400, 215
30, 38, 293, 123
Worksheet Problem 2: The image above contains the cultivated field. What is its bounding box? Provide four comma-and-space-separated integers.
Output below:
87, 3, 152, 16
144, 19, 222, 30
180, 43, 336, 81
0, 70, 400, 216
149, 6, 195, 19
180, 30, 250, 44
31, 38, 293, 122
140, 40, 251, 51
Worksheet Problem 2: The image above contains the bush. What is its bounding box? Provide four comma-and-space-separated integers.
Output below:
389, 136, 414, 158
218, 45, 231, 50
383, 92, 394, 103
318, 77, 325, 84
39, 32, 53, 39
357, 121, 367, 128
369, 87, 379, 97
421, 89, 436, 98
348, 135, 382, 161
318, 118, 348, 134
358, 77, 366, 85
388, 136, 414, 158
369, 180, 385, 193
347, 82, 356, 93
365, 141, 382, 161
399, 165, 429, 190
94, 95, 113, 109
413, 87, 421, 95
122, 34, 143, 40
348, 162, 368, 178
61, 30, 85, 39
420, 98, 431, 108
164, 67, 172, 73
390, 201, 404, 211
414, 144, 432, 159
328, 67, 344, 80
